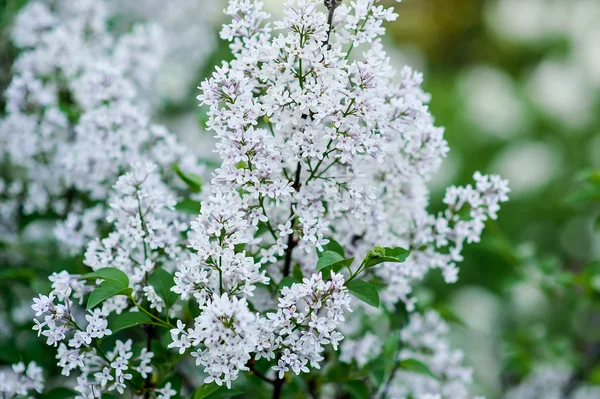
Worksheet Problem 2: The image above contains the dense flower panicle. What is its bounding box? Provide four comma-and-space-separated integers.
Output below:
267, 272, 352, 378
169, 294, 261, 388
169, 271, 352, 386
0, 361, 44, 398
190, 0, 509, 317
0, 0, 200, 250
372, 171, 510, 310
23, 0, 509, 396
386, 311, 483, 399
83, 162, 189, 314
165, 0, 509, 389
30, 163, 185, 398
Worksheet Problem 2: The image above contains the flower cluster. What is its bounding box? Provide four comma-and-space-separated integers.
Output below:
169, 294, 260, 388
31, 273, 130, 395
169, 271, 352, 387
267, 272, 352, 378
167, 0, 508, 388
22, 0, 510, 397
386, 311, 484, 399
191, 0, 509, 316
30, 162, 185, 398
374, 171, 510, 310
0, 361, 44, 398
84, 161, 188, 308
0, 0, 200, 251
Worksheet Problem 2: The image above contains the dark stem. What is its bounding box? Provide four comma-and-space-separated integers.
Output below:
324, 0, 340, 47
272, 377, 284, 399
308, 377, 320, 399
248, 360, 276, 384
282, 162, 302, 277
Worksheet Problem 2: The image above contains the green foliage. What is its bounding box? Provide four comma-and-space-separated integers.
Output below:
81, 267, 130, 287
363, 246, 410, 268
399, 358, 437, 379
316, 250, 354, 272
279, 276, 301, 289
342, 380, 370, 399
319, 238, 345, 257
87, 280, 132, 311
175, 198, 202, 214
108, 311, 153, 333
45, 387, 77, 399
173, 164, 204, 193
346, 280, 380, 308
192, 383, 242, 398
148, 268, 179, 309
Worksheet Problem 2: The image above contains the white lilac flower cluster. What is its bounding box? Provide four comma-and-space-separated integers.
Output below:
506, 364, 600, 399
30, 162, 183, 398
84, 161, 188, 312
0, 0, 199, 251
169, 271, 352, 387
192, 0, 509, 315
24, 0, 509, 396
163, 0, 509, 389
386, 311, 484, 399
375, 171, 510, 310
169, 294, 260, 388
268, 272, 352, 378
0, 361, 44, 398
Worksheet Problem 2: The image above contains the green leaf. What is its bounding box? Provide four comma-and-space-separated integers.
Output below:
81, 268, 129, 287
175, 198, 202, 214
148, 268, 179, 309
319, 238, 345, 257
174, 164, 203, 193
210, 390, 243, 398
435, 305, 467, 328
292, 264, 304, 281
347, 280, 379, 308
192, 383, 221, 398
400, 358, 437, 379
109, 311, 153, 333
87, 280, 132, 311
45, 387, 77, 399
316, 251, 354, 272
342, 380, 369, 399
363, 246, 410, 268
280, 276, 301, 289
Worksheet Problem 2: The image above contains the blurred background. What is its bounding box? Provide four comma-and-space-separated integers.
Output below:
1, 0, 599, 398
